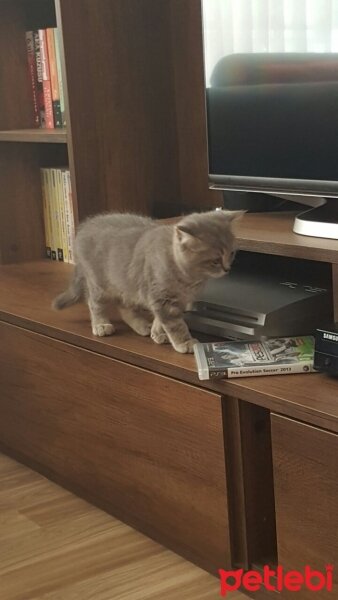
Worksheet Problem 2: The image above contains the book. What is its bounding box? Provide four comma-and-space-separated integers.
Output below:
25, 32, 40, 127
193, 336, 315, 380
51, 168, 64, 261
54, 29, 66, 127
56, 169, 68, 262
46, 29, 62, 128
40, 167, 75, 263
66, 170, 75, 263
33, 31, 45, 127
39, 29, 54, 129
62, 170, 75, 263
40, 169, 52, 259
46, 169, 57, 260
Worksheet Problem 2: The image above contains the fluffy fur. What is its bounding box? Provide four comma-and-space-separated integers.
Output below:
52, 210, 243, 353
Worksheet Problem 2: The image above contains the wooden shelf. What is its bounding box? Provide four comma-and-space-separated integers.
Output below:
234, 212, 338, 263
0, 260, 337, 433
0, 129, 67, 144
164, 212, 338, 263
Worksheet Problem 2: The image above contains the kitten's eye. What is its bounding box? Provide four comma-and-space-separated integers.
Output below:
211, 259, 221, 267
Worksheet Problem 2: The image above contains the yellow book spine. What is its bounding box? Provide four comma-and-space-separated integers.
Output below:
62, 170, 72, 263
66, 170, 75, 263
51, 168, 63, 261
41, 168, 51, 259
46, 169, 57, 260
57, 168, 68, 263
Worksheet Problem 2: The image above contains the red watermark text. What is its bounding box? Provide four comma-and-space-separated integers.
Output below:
219, 565, 334, 596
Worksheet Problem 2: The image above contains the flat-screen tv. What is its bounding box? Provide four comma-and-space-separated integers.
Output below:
202, 0, 338, 239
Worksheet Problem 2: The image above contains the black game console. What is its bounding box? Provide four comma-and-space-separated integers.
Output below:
185, 253, 333, 340
314, 326, 338, 376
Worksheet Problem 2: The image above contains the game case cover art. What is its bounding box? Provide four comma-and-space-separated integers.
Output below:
194, 336, 315, 379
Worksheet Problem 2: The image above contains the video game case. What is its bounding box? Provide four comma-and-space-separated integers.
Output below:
193, 336, 315, 380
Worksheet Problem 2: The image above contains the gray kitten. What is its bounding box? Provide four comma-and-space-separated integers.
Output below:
52, 210, 243, 353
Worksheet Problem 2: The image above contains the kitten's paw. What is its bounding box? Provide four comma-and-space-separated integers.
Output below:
151, 330, 169, 345
173, 338, 198, 354
132, 321, 152, 337
150, 321, 169, 344
92, 323, 115, 337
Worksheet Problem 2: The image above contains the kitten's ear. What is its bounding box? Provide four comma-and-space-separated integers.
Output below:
224, 210, 246, 223
175, 225, 205, 250
175, 225, 197, 245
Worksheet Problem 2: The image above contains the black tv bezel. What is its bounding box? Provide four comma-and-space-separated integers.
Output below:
208, 175, 338, 198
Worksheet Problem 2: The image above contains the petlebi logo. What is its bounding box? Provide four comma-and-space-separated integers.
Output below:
219, 565, 334, 596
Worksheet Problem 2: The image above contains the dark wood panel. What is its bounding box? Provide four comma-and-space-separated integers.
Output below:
0, 2, 36, 130
222, 398, 248, 568
0, 321, 230, 574
53, 0, 78, 225
0, 145, 45, 263
22, 0, 56, 30
271, 414, 338, 599
236, 402, 277, 569
223, 399, 277, 570
169, 0, 222, 212
37, 142, 68, 168
57, 0, 181, 219
0, 261, 337, 432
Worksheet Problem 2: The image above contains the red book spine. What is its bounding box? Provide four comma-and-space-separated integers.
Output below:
38, 29, 54, 129
25, 32, 40, 127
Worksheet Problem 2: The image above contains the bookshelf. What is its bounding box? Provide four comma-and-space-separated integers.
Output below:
0, 129, 67, 143
0, 0, 337, 592
0, 0, 218, 267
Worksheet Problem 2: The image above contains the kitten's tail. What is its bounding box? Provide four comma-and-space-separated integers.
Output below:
52, 265, 85, 310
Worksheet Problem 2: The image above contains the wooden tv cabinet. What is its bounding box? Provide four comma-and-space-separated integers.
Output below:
0, 213, 337, 600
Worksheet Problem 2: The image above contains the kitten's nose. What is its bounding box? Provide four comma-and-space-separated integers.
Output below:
222, 258, 231, 273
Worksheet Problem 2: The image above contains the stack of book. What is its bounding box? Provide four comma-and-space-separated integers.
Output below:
41, 168, 75, 263
26, 29, 65, 129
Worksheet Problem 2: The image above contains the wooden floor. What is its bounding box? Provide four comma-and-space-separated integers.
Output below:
0, 453, 248, 600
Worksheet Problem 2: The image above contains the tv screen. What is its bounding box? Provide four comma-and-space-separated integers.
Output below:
202, 0, 338, 197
